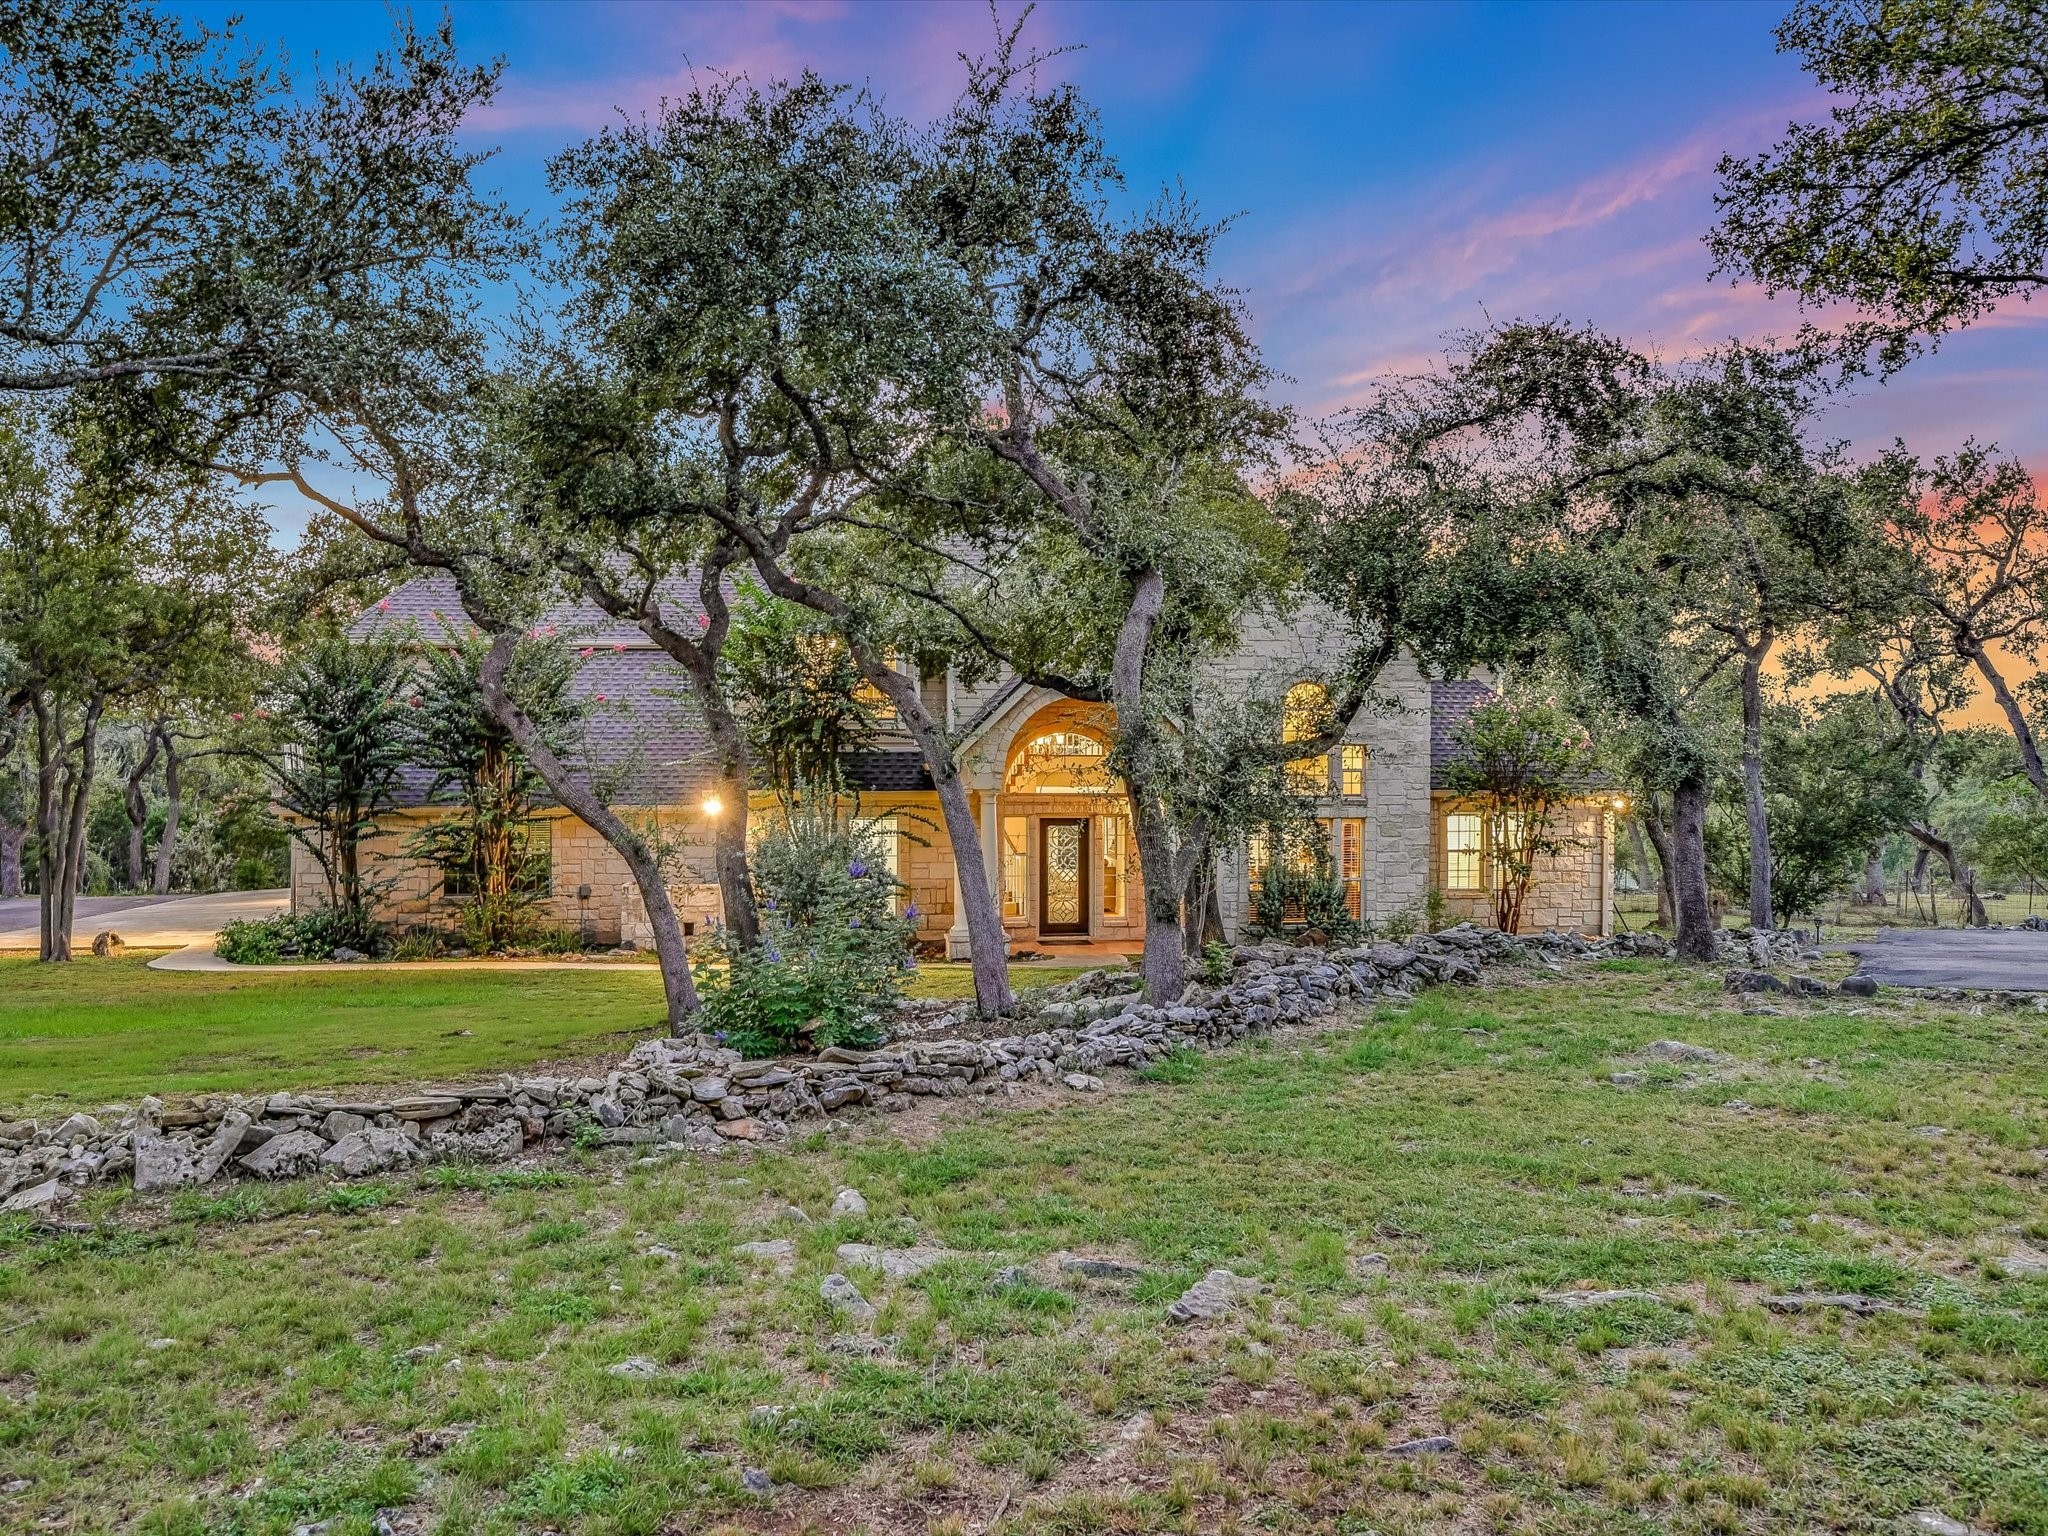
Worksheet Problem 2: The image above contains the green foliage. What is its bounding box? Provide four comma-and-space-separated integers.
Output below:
1200, 941, 1231, 986
1244, 822, 1362, 946
1707, 698, 1922, 925
400, 629, 581, 952
695, 806, 915, 1057
1443, 695, 1597, 934
237, 635, 412, 924
1708, 0, 2048, 373
1423, 887, 1449, 932
214, 906, 382, 964
1380, 904, 1422, 943
720, 585, 883, 801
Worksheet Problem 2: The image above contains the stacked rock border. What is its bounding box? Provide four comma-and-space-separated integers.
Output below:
3, 924, 1678, 1213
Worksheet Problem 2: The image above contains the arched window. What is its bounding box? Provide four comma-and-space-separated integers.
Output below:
1006, 730, 1114, 793
1282, 682, 1331, 794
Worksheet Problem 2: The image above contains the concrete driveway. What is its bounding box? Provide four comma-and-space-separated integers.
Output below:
0, 890, 288, 952
1840, 926, 2048, 991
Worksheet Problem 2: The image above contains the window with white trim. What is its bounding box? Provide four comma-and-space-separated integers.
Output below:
1445, 812, 1483, 890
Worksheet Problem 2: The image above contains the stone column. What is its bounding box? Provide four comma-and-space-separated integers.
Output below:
975, 786, 1008, 959
981, 790, 1001, 898
946, 792, 975, 959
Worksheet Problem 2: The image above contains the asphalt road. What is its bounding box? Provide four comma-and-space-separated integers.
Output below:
1841, 926, 2048, 991
0, 890, 288, 951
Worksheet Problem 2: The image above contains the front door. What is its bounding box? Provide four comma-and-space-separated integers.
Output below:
1039, 818, 1090, 935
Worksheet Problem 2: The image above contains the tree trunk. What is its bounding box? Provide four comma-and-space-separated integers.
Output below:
577, 561, 763, 949
732, 554, 1013, 1015
153, 731, 181, 894
1966, 641, 2048, 797
1907, 822, 1987, 927
1098, 569, 1189, 1003
1668, 774, 1718, 962
1130, 786, 1190, 1002
1858, 845, 1885, 906
34, 694, 101, 963
1181, 855, 1209, 955
477, 635, 699, 1028
124, 726, 163, 892
1639, 804, 1677, 929
1201, 869, 1225, 949
1739, 645, 1774, 930
0, 822, 21, 899
670, 648, 760, 949
847, 641, 1014, 1016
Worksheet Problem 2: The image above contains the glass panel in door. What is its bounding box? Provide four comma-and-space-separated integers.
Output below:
1039, 818, 1090, 934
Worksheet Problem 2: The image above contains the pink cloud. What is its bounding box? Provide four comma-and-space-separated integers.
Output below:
471, 0, 1062, 135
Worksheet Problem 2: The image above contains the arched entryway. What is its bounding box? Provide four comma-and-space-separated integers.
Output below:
992, 701, 1142, 949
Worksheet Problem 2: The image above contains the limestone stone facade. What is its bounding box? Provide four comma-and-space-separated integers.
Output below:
287, 809, 723, 948
309, 581, 1613, 948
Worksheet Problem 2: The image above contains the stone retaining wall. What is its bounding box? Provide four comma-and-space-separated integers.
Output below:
0, 924, 1673, 1214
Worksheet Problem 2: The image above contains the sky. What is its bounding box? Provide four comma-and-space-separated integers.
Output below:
197, 0, 2046, 508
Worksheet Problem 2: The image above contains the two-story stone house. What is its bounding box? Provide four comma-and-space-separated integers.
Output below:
297, 578, 1614, 949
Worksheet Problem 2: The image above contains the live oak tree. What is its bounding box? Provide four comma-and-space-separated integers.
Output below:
1706, 693, 1920, 929
1867, 445, 2048, 797
544, 71, 1020, 1013
128, 22, 710, 1026
490, 371, 772, 951
1629, 345, 1867, 932
1709, 0, 2048, 373
0, 3, 512, 402
1810, 600, 1995, 925
1309, 322, 1840, 957
0, 646, 25, 897
887, 39, 1310, 1003
0, 410, 269, 959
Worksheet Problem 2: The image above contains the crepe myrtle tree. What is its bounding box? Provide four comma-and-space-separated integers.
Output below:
1441, 695, 1598, 935
1709, 0, 2048, 375
545, 69, 1019, 1013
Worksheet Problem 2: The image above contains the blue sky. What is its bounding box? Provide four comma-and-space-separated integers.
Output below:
199, 0, 2046, 491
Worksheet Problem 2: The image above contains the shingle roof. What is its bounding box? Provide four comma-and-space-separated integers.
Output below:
842, 750, 934, 793
1428, 678, 1498, 789
355, 575, 721, 809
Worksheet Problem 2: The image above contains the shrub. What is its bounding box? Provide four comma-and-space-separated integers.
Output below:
215, 906, 383, 964
215, 914, 293, 965
695, 807, 915, 1057
390, 926, 446, 961
1243, 835, 1362, 946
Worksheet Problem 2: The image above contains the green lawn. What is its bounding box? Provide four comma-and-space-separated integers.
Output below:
4, 963, 2045, 1534
0, 958, 1086, 1110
